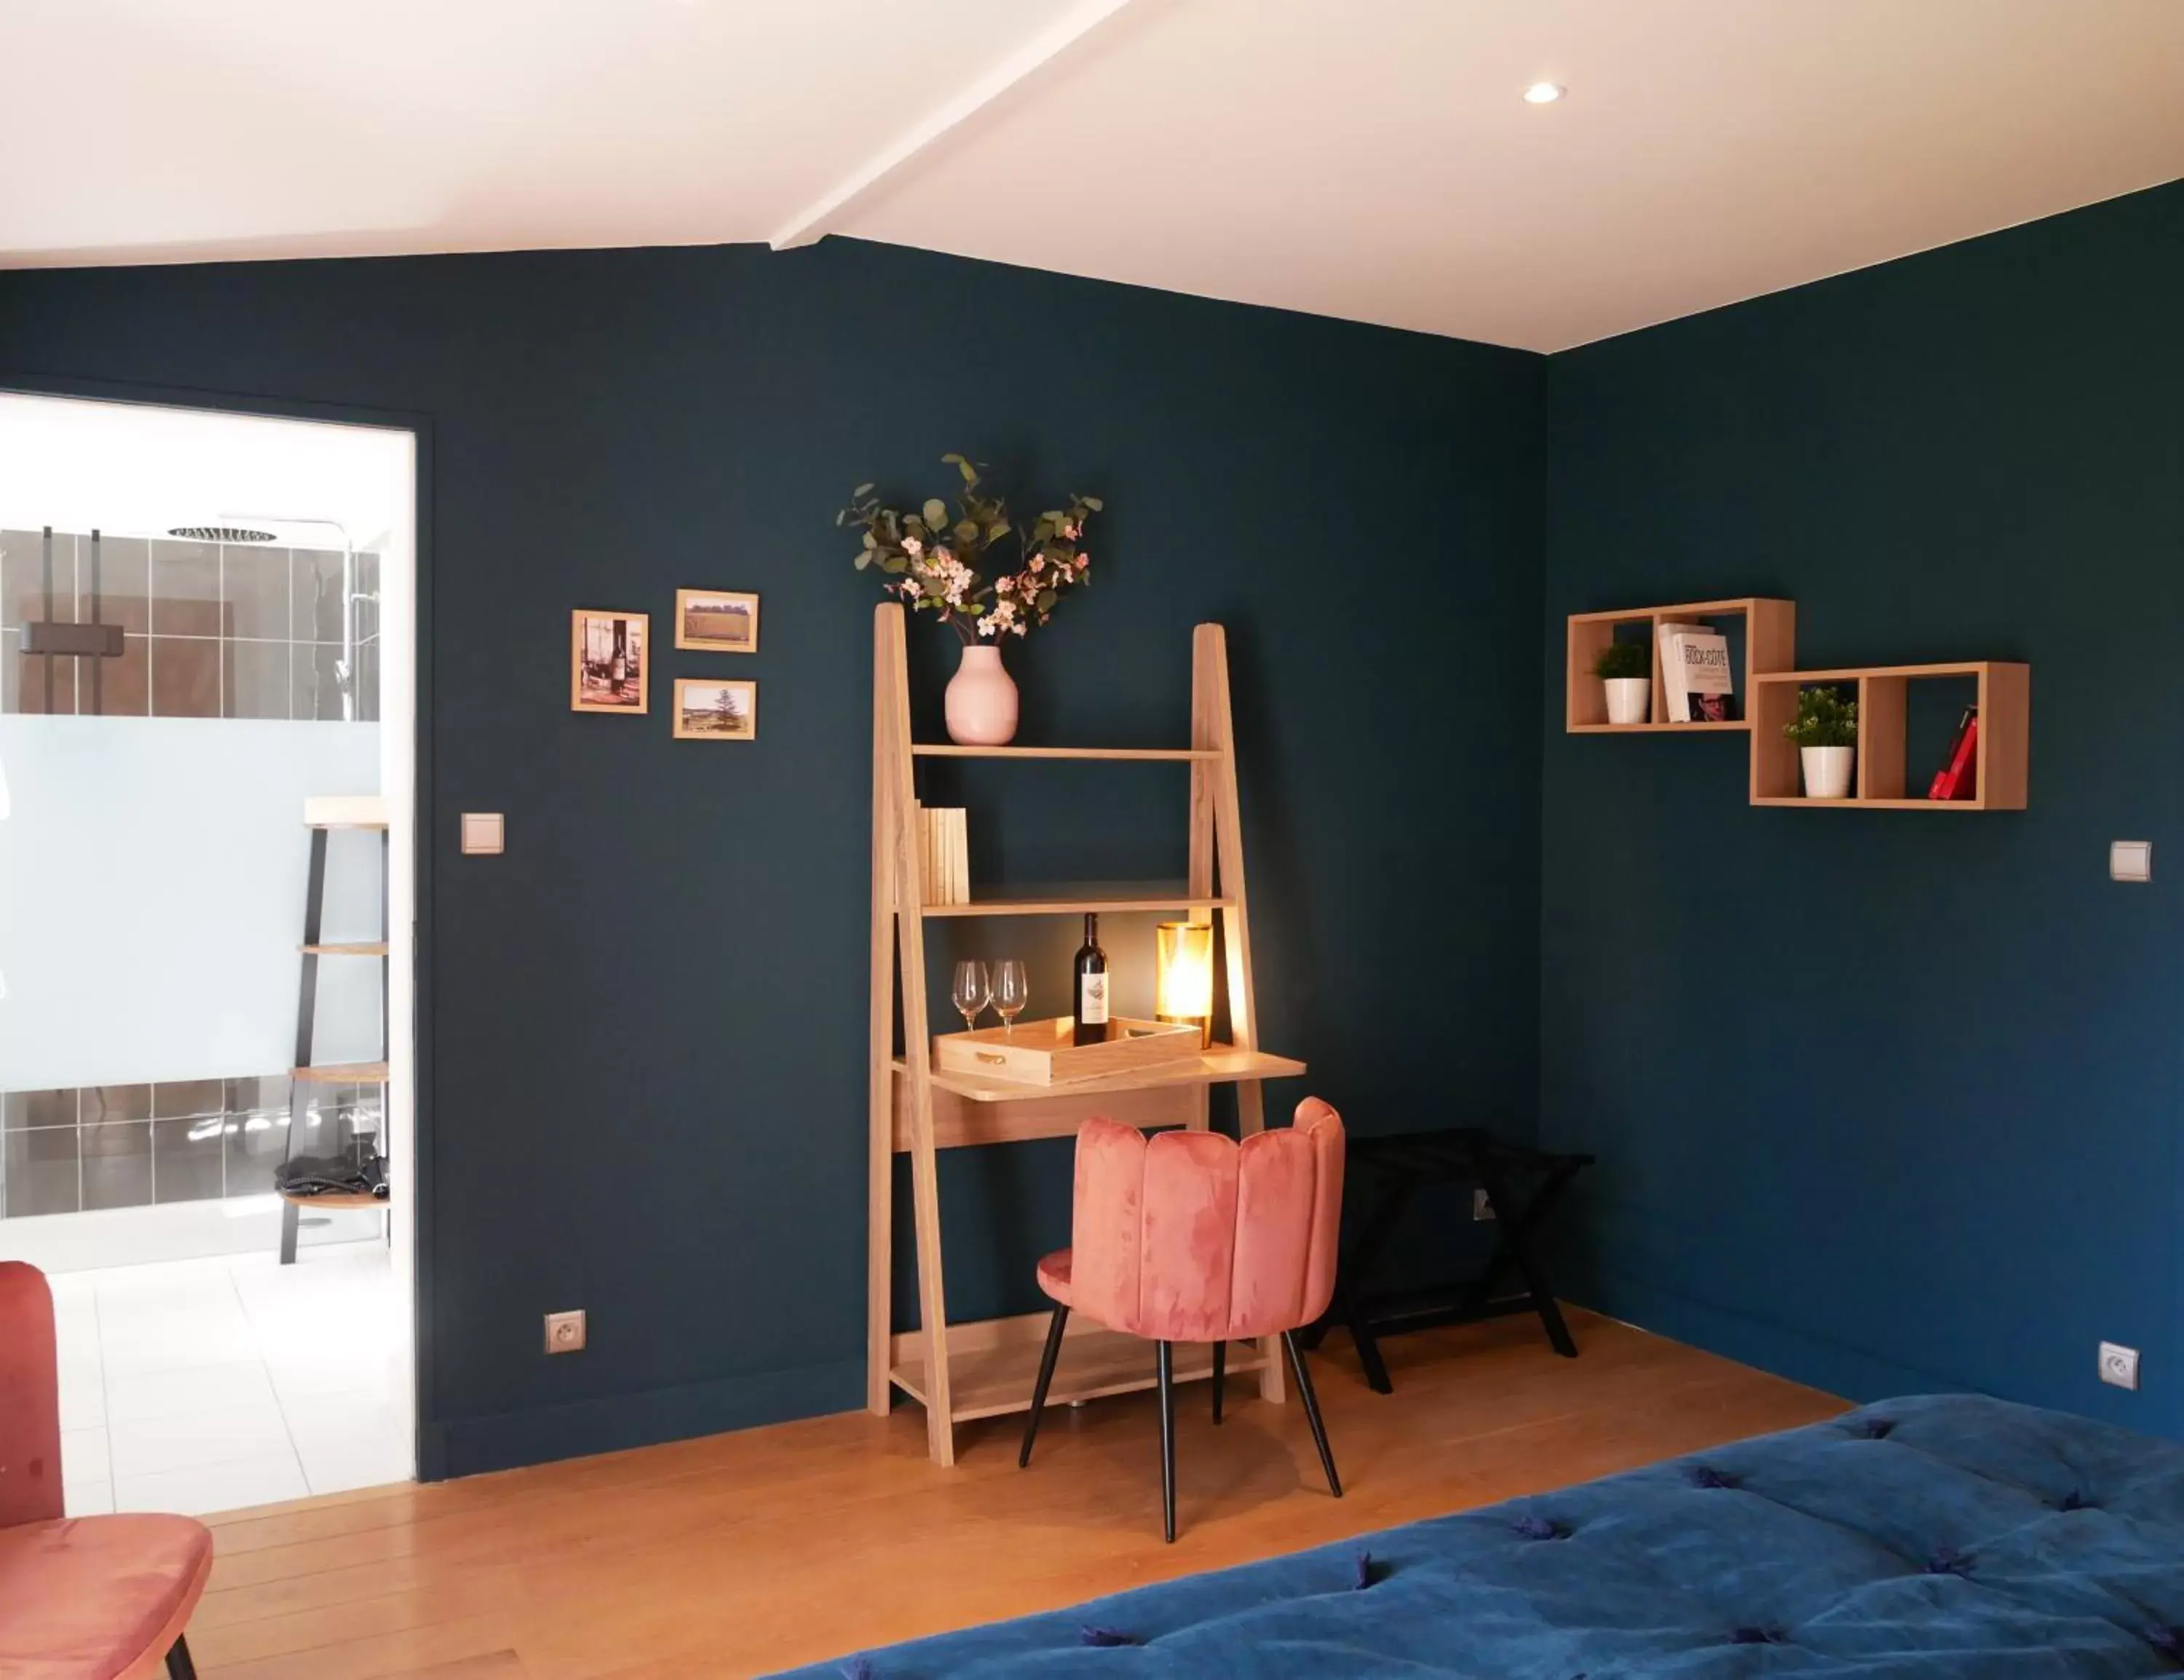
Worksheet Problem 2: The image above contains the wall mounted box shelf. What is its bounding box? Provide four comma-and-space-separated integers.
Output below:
1749, 662, 2028, 809
870, 604, 1299, 1465
1566, 598, 1796, 732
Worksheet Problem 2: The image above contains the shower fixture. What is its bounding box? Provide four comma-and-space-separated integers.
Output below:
20, 527, 125, 713
167, 525, 277, 544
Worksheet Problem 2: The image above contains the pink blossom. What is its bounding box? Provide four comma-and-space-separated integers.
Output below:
901, 536, 922, 556
1062, 522, 1080, 540
1029, 557, 1045, 574
996, 576, 1014, 593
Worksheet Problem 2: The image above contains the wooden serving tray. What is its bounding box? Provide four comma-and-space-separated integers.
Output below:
933, 1016, 1203, 1087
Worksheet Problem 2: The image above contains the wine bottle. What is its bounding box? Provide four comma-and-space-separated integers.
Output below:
1073, 913, 1109, 1047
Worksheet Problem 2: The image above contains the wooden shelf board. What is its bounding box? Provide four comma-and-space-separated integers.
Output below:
1567, 597, 1779, 624
893, 1044, 1305, 1106
302, 942, 389, 956
290, 1062, 389, 1084
892, 1326, 1267, 1422
1752, 796, 1991, 810
924, 889, 1234, 919
911, 745, 1220, 761
1569, 720, 1749, 734
277, 1189, 387, 1211
1751, 662, 1996, 684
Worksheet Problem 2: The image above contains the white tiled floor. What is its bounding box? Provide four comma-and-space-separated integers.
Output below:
49, 1241, 410, 1517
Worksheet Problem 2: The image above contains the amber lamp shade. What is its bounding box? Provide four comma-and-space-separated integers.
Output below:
1155, 920, 1214, 1048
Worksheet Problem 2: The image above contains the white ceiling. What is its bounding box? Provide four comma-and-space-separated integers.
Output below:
3, 0, 2180, 351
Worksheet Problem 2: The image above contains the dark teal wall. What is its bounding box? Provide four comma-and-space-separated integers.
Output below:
0, 239, 1546, 1474
1541, 180, 2184, 1435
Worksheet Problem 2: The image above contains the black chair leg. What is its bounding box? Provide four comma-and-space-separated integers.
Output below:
167, 1636, 199, 1680
1156, 1341, 1178, 1543
1282, 1331, 1342, 1498
1018, 1304, 1069, 1468
1211, 1339, 1226, 1424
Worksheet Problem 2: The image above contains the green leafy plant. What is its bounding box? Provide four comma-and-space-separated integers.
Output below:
1784, 685, 1858, 748
1591, 643, 1650, 681
837, 454, 1101, 644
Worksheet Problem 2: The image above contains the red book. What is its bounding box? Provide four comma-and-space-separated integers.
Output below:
1928, 710, 1979, 800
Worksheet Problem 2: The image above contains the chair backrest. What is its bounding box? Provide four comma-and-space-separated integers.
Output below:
1068, 1097, 1344, 1342
0, 1261, 63, 1527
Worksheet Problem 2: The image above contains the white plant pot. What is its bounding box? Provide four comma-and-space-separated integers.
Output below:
1603, 677, 1651, 726
1801, 745, 1855, 800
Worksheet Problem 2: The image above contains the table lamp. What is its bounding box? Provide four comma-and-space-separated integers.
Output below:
1155, 920, 1214, 1048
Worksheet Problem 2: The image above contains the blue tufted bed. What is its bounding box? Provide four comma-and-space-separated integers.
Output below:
775, 1395, 2184, 1677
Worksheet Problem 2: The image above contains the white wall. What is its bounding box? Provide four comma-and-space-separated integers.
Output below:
0, 716, 381, 1090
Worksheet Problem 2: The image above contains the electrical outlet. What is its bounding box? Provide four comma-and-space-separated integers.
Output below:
544, 1309, 587, 1355
2099, 1341, 2140, 1390
1473, 1188, 1497, 1221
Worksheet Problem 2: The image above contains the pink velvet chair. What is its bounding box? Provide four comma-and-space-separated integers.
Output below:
1020, 1097, 1346, 1541
0, 1262, 213, 1680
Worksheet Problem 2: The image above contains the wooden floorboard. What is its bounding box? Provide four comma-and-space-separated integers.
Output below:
189, 1310, 1846, 1679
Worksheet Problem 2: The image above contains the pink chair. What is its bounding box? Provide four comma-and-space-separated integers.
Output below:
0, 1262, 213, 1680
1020, 1097, 1346, 1541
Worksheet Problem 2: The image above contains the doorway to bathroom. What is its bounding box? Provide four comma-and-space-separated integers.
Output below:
0, 391, 419, 1516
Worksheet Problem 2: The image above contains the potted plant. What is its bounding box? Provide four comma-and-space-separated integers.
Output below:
1785, 686, 1858, 799
1592, 642, 1652, 725
839, 455, 1100, 746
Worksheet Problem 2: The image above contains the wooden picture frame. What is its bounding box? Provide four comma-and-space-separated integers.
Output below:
676, 589, 760, 653
569, 609, 649, 713
673, 678, 757, 740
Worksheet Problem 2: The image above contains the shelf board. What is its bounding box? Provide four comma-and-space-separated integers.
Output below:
1567, 596, 1779, 625
893, 1326, 1267, 1422
1752, 796, 1991, 810
924, 889, 1233, 919
895, 1044, 1305, 1105
290, 1062, 389, 1084
1569, 720, 1749, 734
1751, 662, 1994, 684
301, 942, 389, 956
911, 745, 1219, 761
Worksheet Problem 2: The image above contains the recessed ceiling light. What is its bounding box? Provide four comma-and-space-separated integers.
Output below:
1523, 82, 1566, 105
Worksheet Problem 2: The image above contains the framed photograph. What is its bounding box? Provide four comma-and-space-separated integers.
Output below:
674, 678, 757, 740
570, 609, 649, 713
676, 589, 759, 653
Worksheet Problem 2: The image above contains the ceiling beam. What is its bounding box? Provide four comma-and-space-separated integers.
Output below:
768, 0, 1137, 251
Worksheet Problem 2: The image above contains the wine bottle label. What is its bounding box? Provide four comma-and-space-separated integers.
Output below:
1080, 973, 1109, 1025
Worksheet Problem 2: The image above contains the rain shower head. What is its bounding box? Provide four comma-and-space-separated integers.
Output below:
167, 524, 277, 543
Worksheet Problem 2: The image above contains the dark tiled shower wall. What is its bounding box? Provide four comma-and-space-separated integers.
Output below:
0, 530, 380, 720
0, 1077, 383, 1219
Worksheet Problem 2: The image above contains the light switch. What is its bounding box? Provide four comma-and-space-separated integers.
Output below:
2110, 840, 2151, 883
462, 812, 505, 855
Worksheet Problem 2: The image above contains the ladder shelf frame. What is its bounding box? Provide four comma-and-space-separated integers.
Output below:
869, 605, 1297, 1466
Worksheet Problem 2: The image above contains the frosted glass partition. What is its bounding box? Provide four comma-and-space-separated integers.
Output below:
0, 714, 381, 1093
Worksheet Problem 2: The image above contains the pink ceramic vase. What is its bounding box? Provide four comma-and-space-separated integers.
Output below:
945, 642, 1018, 745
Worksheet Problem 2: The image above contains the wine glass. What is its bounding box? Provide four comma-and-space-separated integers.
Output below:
993, 959, 1029, 1036
951, 960, 991, 1034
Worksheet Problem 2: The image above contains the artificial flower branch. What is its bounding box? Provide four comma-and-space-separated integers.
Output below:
838, 453, 1101, 644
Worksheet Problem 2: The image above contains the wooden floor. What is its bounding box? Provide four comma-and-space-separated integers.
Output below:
188, 1310, 1845, 1679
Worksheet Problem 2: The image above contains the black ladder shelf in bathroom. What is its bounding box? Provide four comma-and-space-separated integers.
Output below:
277, 796, 391, 1265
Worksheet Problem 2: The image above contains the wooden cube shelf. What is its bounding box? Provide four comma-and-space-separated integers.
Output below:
1749, 663, 2028, 809
1566, 598, 1795, 732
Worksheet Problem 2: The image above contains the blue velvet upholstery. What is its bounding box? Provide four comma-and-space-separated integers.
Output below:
774, 1396, 2184, 1677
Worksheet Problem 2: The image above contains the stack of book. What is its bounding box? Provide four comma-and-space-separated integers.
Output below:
917, 805, 970, 906
1656, 622, 1736, 721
